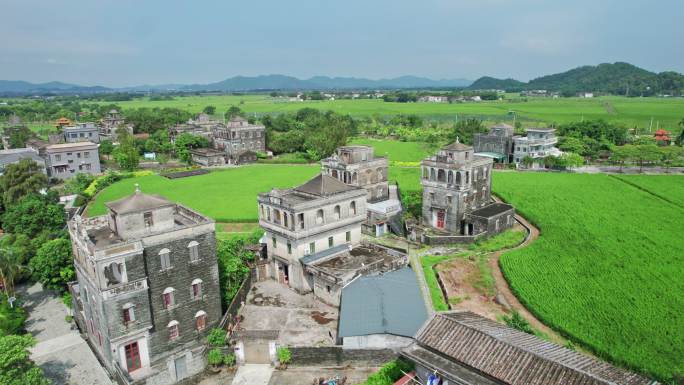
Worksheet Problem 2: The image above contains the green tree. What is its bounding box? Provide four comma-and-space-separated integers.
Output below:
660, 146, 684, 172
0, 334, 50, 385
0, 159, 48, 206
64, 173, 94, 195
521, 155, 535, 168
113, 130, 140, 171
3, 125, 32, 149
2, 195, 65, 238
203, 106, 216, 115
0, 249, 26, 298
633, 144, 662, 172
450, 118, 487, 144
99, 139, 114, 160
29, 238, 73, 292
0, 294, 27, 336
558, 136, 588, 156
610, 145, 637, 172
216, 233, 258, 307
225, 106, 244, 120
174, 133, 210, 165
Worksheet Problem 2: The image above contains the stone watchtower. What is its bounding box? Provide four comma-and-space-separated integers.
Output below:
420, 140, 493, 235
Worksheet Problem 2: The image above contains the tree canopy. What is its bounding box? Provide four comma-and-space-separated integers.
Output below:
29, 238, 74, 292
0, 159, 48, 206
0, 334, 50, 385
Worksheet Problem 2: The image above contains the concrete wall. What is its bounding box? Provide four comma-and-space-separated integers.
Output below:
342, 334, 414, 350
289, 346, 397, 367
46, 146, 101, 179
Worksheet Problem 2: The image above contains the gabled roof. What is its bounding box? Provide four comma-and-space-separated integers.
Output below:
442, 141, 472, 151
415, 312, 657, 385
492, 123, 514, 129
339, 266, 428, 339
105, 186, 174, 215
294, 174, 359, 196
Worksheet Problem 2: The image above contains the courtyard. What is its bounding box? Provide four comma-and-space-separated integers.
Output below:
240, 280, 339, 346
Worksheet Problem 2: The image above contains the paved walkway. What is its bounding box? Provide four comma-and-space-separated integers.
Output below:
231, 364, 273, 385
20, 283, 113, 385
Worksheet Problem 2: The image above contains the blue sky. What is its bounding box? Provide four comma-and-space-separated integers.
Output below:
2, 0, 682, 87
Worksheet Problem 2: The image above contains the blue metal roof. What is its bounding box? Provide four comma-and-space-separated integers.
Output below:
338, 266, 428, 338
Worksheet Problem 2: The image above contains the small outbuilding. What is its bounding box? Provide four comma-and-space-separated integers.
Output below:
190, 148, 226, 166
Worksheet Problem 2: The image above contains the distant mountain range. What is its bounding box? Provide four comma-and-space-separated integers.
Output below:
468, 62, 684, 95
0, 75, 472, 95
2, 62, 682, 95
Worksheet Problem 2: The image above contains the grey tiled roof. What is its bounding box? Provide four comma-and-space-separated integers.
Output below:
0, 150, 44, 168
294, 174, 359, 196
467, 203, 514, 218
105, 191, 174, 214
442, 141, 472, 151
338, 266, 428, 339
415, 312, 658, 385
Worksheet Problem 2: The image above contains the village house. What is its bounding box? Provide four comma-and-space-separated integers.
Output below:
401, 311, 657, 385
513, 127, 562, 167
99, 109, 133, 140
64, 122, 100, 143
321, 145, 403, 236
45, 141, 101, 179
68, 187, 221, 384
211, 116, 265, 164
189, 148, 226, 166
418, 141, 514, 244
473, 123, 515, 164
418, 95, 449, 103
0, 147, 46, 175
257, 174, 405, 306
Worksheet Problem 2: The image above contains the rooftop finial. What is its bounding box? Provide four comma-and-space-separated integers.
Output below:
456, 135, 460, 144
135, 183, 141, 194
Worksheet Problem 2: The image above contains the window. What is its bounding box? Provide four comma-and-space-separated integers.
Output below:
192, 278, 203, 299
350, 201, 357, 215
346, 231, 351, 242
287, 242, 292, 254
430, 192, 435, 201
55, 154, 61, 161
144, 212, 153, 227
316, 209, 324, 224
77, 152, 81, 158
309, 242, 316, 254
168, 320, 179, 341
283, 213, 288, 227
334, 205, 340, 220
84, 151, 90, 158
272, 236, 276, 248
188, 241, 199, 262
328, 237, 334, 247
195, 311, 207, 331
298, 213, 304, 229
326, 285, 331, 293
447, 196, 452, 205
267, 208, 271, 221
123, 303, 135, 325
163, 287, 175, 309
159, 249, 171, 270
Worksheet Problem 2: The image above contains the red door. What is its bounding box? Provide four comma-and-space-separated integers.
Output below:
436, 210, 445, 229
125, 342, 141, 372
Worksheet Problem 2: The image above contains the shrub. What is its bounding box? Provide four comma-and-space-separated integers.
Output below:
276, 346, 291, 365
207, 348, 223, 367
223, 352, 236, 367
206, 328, 225, 347
359, 359, 414, 385
502, 311, 534, 334
72, 195, 87, 207
0, 295, 26, 336
62, 293, 72, 309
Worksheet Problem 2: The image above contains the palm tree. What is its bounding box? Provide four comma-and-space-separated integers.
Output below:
0, 249, 25, 298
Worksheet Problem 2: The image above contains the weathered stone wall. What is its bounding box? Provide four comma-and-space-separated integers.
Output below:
289, 346, 397, 367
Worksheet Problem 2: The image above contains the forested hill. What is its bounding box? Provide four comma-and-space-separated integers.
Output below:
469, 62, 684, 96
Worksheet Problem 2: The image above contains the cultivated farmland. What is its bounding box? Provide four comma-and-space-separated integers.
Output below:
87, 164, 318, 221
348, 137, 435, 162
493, 172, 683, 381
97, 94, 684, 129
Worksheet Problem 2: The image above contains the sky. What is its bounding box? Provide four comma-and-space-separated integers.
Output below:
2, 0, 683, 87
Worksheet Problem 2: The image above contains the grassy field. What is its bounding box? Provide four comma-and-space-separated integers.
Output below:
99, 94, 684, 128
87, 164, 318, 221
493, 173, 683, 381
348, 137, 435, 162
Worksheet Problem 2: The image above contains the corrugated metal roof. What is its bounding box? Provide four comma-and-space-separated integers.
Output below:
338, 266, 428, 338
415, 312, 658, 385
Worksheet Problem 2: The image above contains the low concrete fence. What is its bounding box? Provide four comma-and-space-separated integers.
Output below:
289, 346, 397, 367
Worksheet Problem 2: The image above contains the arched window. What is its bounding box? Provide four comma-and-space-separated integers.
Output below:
188, 241, 199, 262
456, 172, 462, 185
352, 172, 358, 184
260, 205, 265, 218
283, 213, 289, 228
430, 168, 436, 181
159, 248, 171, 270
195, 310, 207, 332
162, 287, 175, 309
484, 167, 489, 179
466, 171, 470, 184
350, 201, 357, 215
191, 278, 203, 299
167, 320, 179, 341
334, 205, 341, 220
122, 303, 135, 325
316, 209, 324, 224
422, 167, 428, 180
437, 169, 446, 182
274, 209, 282, 225
267, 207, 271, 221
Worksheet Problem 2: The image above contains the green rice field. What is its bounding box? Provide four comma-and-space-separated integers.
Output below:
612, 174, 684, 208
99, 94, 684, 128
493, 172, 683, 381
348, 137, 435, 162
